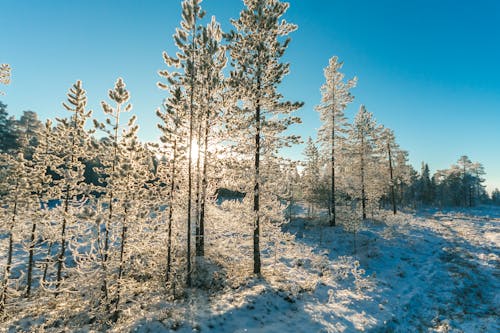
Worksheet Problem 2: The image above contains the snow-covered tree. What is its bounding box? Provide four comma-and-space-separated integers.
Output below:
226, 0, 303, 274
92, 77, 133, 312
316, 56, 356, 226
0, 152, 34, 313
51, 81, 93, 293
158, 0, 206, 287
24, 119, 56, 297
345, 105, 379, 219
302, 137, 321, 217
0, 64, 10, 95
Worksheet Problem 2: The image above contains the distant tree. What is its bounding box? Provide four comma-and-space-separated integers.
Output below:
17, 110, 43, 159
0, 64, 10, 95
316, 56, 356, 226
0, 102, 20, 153
302, 137, 321, 217
492, 188, 500, 205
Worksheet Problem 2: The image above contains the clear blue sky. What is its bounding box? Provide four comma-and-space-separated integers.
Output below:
1, 0, 499, 191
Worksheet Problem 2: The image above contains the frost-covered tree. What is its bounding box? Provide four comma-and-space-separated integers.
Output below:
0, 152, 36, 312
24, 120, 56, 297
195, 16, 227, 258
346, 105, 379, 219
379, 128, 399, 214
226, 0, 303, 274
302, 137, 320, 217
51, 81, 93, 293
316, 56, 356, 226
156, 87, 188, 283
0, 64, 10, 95
92, 77, 133, 311
158, 0, 206, 287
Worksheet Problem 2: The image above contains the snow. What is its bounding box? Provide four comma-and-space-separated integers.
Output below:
2, 205, 499, 332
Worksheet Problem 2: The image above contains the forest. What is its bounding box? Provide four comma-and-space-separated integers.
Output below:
1, 0, 498, 332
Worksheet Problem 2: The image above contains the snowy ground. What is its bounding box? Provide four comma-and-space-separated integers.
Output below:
3, 205, 499, 332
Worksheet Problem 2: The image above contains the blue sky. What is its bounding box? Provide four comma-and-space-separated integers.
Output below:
1, 0, 499, 191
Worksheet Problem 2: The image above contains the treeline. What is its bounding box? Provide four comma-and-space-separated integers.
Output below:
0, 0, 496, 328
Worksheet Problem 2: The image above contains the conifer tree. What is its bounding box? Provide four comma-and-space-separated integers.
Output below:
380, 128, 398, 214
347, 105, 378, 219
227, 0, 303, 274
93, 77, 132, 309
158, 0, 207, 287
0, 152, 35, 312
195, 16, 227, 258
52, 81, 92, 293
0, 64, 10, 95
302, 137, 320, 217
25, 120, 56, 297
156, 87, 187, 283
316, 56, 356, 226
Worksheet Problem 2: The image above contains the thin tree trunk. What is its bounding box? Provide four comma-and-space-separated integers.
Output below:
360, 135, 366, 220
166, 140, 177, 282
253, 100, 261, 275
56, 185, 69, 294
42, 241, 53, 284
186, 30, 196, 288
0, 191, 17, 313
26, 220, 37, 297
330, 89, 336, 226
387, 143, 397, 214
198, 109, 210, 258
195, 112, 203, 257
114, 221, 127, 315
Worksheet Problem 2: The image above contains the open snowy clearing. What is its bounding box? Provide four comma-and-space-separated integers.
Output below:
115, 206, 499, 332
3, 205, 499, 332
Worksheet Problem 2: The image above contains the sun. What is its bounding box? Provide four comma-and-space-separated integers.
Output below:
190, 140, 200, 162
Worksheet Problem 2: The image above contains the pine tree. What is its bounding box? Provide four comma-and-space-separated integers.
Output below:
0, 64, 10, 95
156, 87, 188, 283
302, 137, 320, 217
195, 16, 227, 258
227, 0, 303, 275
25, 120, 56, 297
380, 128, 398, 214
346, 105, 378, 219
316, 56, 356, 226
157, 0, 207, 287
52, 81, 92, 294
93, 78, 133, 310
0, 152, 35, 312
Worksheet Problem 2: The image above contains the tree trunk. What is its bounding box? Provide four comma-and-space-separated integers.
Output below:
26, 220, 37, 297
387, 143, 397, 214
360, 135, 366, 220
198, 109, 210, 258
330, 89, 336, 226
253, 101, 261, 275
166, 139, 177, 282
114, 224, 127, 314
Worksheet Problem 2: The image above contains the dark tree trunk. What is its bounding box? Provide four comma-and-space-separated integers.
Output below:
0, 200, 16, 313
360, 135, 366, 220
330, 88, 336, 226
387, 143, 397, 215
26, 220, 37, 297
166, 140, 177, 282
253, 100, 261, 275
